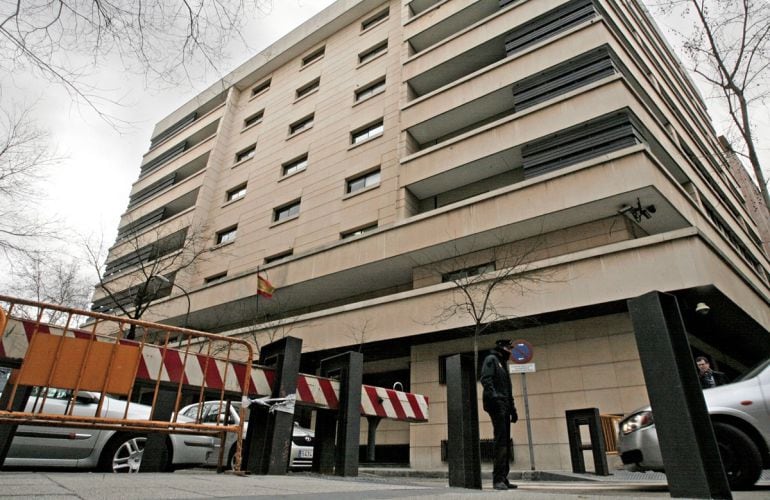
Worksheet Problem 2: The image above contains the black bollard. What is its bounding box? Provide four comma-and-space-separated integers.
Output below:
445, 354, 482, 489
628, 291, 731, 499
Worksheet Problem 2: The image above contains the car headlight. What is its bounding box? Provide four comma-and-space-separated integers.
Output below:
621, 410, 654, 435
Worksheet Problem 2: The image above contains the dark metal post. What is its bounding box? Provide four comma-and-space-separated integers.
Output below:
366, 416, 381, 462
565, 408, 608, 475
319, 351, 363, 476
138, 387, 174, 472
445, 354, 481, 489
628, 291, 732, 499
0, 379, 31, 467
311, 409, 337, 474
243, 336, 302, 475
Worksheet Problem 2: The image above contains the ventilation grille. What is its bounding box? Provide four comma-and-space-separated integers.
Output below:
513, 47, 616, 111
116, 207, 165, 240
504, 0, 597, 56
129, 173, 176, 208
150, 112, 197, 149
141, 141, 187, 176
522, 112, 644, 178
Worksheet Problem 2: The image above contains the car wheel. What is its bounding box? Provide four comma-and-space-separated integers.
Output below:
713, 422, 762, 490
98, 434, 147, 473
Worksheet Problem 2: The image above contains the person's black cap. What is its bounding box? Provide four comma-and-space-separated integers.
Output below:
496, 339, 513, 348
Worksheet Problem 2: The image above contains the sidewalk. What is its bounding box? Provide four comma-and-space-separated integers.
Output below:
1, 469, 767, 499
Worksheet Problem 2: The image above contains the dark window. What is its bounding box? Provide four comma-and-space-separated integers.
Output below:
355, 77, 386, 102
244, 110, 264, 128
204, 272, 228, 284
341, 223, 377, 239
265, 250, 293, 264
358, 41, 388, 64
226, 184, 247, 202
282, 155, 308, 176
442, 262, 495, 282
251, 79, 271, 97
362, 8, 389, 31
289, 114, 314, 135
235, 145, 256, 163
302, 47, 325, 67
347, 169, 381, 193
274, 200, 300, 222
216, 226, 237, 245
351, 120, 384, 145
296, 78, 320, 99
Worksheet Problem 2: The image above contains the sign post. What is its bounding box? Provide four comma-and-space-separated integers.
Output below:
509, 340, 536, 471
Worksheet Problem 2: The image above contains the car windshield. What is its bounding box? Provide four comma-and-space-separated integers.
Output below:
732, 357, 770, 383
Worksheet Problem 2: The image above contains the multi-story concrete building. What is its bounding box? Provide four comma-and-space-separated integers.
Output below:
93, 0, 770, 470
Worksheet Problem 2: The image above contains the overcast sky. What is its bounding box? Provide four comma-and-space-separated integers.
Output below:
3, 0, 336, 259
5, 0, 768, 269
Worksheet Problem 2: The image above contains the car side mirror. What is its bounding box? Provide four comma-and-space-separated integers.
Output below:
74, 392, 97, 405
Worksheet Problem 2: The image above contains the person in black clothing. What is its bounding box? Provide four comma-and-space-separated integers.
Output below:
696, 356, 729, 389
480, 339, 519, 490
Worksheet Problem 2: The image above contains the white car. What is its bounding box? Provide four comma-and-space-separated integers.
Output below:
618, 357, 770, 489
3, 388, 214, 472
178, 400, 314, 469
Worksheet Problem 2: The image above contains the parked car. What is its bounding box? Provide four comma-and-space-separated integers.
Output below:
177, 400, 314, 469
2, 388, 215, 472
618, 357, 770, 489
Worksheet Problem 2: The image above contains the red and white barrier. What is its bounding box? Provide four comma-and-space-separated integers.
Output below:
0, 317, 429, 422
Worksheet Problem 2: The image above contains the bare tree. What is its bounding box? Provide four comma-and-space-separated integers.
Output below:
648, 0, 770, 207
419, 235, 556, 377
86, 219, 209, 338
344, 318, 374, 353
0, 105, 60, 258
4, 249, 93, 324
1, 1, 274, 116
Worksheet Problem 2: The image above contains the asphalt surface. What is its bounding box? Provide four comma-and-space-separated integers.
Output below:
1, 469, 769, 499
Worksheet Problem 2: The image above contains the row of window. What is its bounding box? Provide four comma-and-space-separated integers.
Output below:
234, 118, 385, 171
223, 167, 381, 211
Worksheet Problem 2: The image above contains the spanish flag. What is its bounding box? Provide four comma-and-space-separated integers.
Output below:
257, 275, 275, 298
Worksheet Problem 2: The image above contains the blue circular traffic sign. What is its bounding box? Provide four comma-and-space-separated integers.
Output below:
510, 339, 534, 364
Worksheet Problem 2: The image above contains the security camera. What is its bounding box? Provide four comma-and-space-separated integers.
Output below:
695, 302, 710, 316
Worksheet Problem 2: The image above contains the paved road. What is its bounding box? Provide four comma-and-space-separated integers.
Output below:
1, 470, 768, 499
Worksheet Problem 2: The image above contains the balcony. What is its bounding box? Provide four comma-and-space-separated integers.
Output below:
404, 0, 591, 99
139, 120, 219, 179
116, 188, 199, 241
406, 0, 500, 54
128, 152, 209, 209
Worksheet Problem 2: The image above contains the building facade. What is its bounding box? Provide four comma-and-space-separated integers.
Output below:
93, 0, 770, 470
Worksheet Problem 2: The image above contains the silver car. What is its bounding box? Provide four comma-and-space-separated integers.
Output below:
618, 357, 770, 489
3, 388, 214, 472
178, 400, 314, 469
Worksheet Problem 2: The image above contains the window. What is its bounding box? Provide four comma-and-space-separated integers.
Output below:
226, 183, 247, 202
244, 110, 264, 128
216, 226, 237, 245
442, 263, 495, 282
355, 77, 386, 102
251, 79, 271, 97
273, 200, 301, 222
289, 114, 314, 135
301, 46, 325, 67
204, 272, 227, 284
265, 250, 293, 264
347, 169, 381, 194
351, 120, 383, 145
282, 154, 308, 176
358, 41, 388, 64
235, 145, 256, 163
361, 8, 389, 31
296, 78, 320, 99
341, 223, 377, 239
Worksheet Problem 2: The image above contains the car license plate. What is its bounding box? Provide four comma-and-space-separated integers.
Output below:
299, 449, 313, 458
